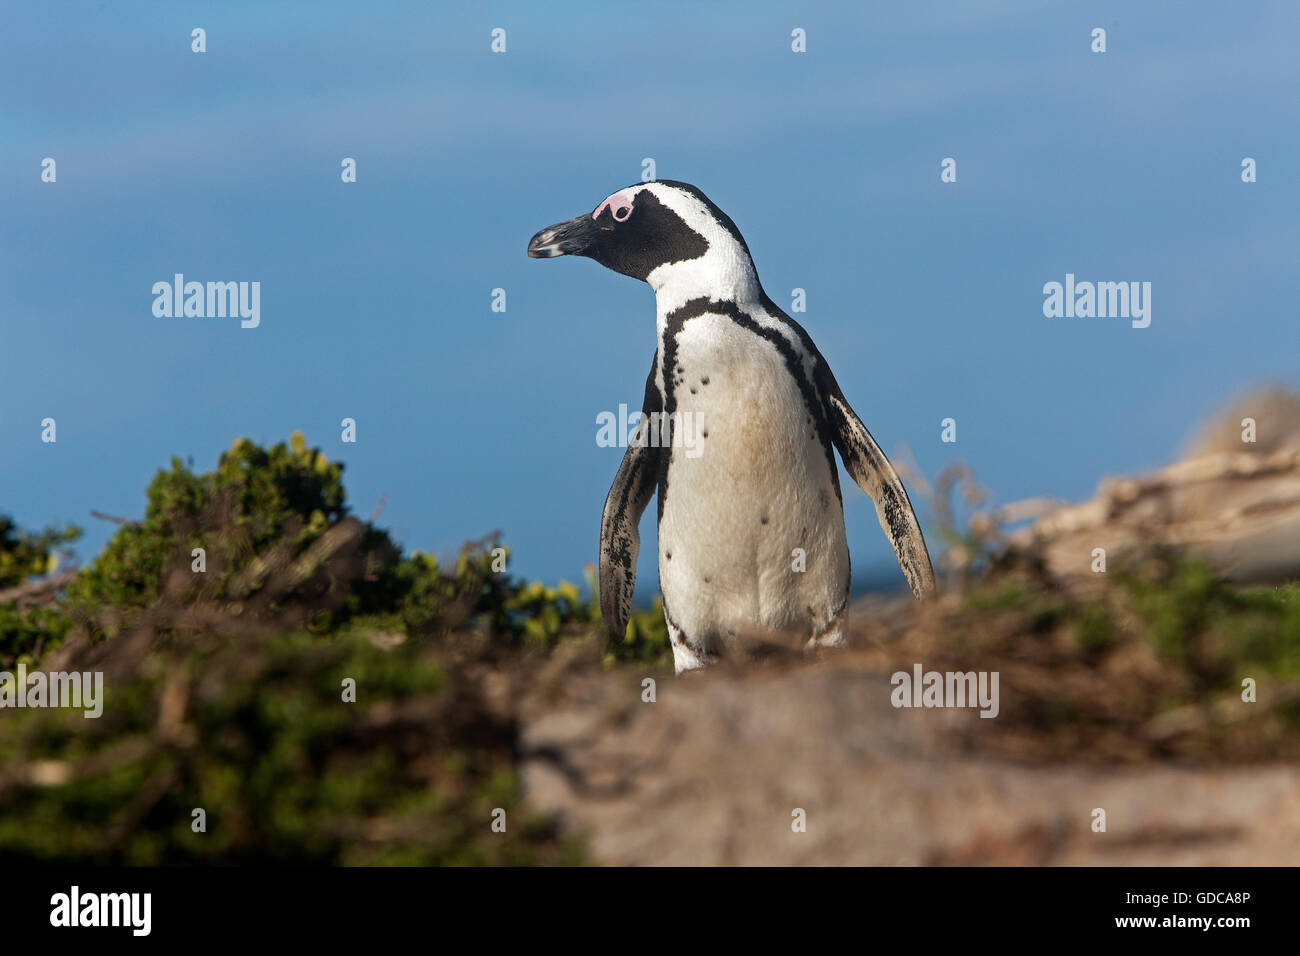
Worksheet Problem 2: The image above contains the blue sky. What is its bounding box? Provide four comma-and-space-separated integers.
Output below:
2, 1, 1297, 596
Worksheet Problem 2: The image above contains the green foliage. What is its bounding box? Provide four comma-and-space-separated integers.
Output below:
0, 630, 580, 865
0, 516, 81, 664
1076, 603, 1115, 653
961, 579, 1029, 612
0, 516, 81, 589
70, 433, 393, 626
941, 553, 1300, 761
58, 433, 668, 663
961, 555, 1300, 680
393, 552, 671, 664
0, 604, 74, 666
505, 577, 594, 646
0, 432, 680, 864
392, 546, 561, 646
1121, 556, 1300, 680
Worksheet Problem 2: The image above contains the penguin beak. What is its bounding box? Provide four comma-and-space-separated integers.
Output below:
527, 214, 603, 258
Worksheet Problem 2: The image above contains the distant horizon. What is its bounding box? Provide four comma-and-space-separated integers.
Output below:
29, 427, 929, 602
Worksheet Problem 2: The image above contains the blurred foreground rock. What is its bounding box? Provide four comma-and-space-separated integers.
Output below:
1007, 388, 1300, 583
520, 655, 1300, 865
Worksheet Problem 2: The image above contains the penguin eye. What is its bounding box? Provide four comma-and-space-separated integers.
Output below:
593, 194, 635, 223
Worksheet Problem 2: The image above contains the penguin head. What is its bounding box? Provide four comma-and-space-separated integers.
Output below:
528, 181, 758, 297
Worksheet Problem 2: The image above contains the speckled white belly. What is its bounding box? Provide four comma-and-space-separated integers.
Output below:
656, 313, 850, 653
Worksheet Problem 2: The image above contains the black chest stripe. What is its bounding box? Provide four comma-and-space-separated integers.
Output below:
660, 297, 842, 502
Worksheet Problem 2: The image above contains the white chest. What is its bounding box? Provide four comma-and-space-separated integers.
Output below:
654, 312, 850, 641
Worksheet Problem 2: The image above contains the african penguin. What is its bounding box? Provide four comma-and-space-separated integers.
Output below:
528, 180, 935, 673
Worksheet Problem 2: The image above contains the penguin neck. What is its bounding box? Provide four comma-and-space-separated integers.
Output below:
648, 244, 764, 321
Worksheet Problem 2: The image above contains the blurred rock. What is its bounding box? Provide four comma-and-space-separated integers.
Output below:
520, 659, 1300, 865
1007, 387, 1300, 583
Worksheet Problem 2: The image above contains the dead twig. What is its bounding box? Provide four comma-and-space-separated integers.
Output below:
0, 569, 78, 607
90, 510, 142, 528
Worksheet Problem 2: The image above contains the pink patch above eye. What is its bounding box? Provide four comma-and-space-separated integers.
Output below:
593, 193, 634, 221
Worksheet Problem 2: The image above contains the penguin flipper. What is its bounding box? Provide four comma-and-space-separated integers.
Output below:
818, 365, 937, 599
599, 360, 663, 641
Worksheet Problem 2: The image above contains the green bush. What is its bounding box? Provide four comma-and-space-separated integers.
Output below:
0, 432, 679, 864
0, 516, 80, 664
0, 628, 580, 865
70, 433, 399, 631
1122, 556, 1300, 680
